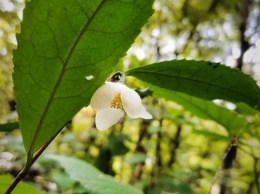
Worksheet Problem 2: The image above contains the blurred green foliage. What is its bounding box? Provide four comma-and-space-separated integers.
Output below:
1, 0, 260, 194
0, 0, 23, 117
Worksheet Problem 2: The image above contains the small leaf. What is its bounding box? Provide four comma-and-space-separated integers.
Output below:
46, 154, 144, 194
13, 0, 154, 153
126, 60, 260, 111
0, 122, 19, 132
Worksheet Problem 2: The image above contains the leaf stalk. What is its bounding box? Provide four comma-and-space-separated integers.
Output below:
4, 128, 61, 194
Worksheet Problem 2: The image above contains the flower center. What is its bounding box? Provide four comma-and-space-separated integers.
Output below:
110, 93, 123, 109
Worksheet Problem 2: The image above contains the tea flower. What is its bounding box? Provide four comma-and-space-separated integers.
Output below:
90, 80, 152, 131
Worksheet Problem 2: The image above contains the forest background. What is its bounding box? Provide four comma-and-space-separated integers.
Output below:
0, 0, 260, 194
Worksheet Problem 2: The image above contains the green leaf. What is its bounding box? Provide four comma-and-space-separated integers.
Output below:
154, 90, 245, 132
46, 154, 144, 194
0, 122, 19, 132
126, 60, 260, 111
0, 175, 39, 194
13, 0, 154, 153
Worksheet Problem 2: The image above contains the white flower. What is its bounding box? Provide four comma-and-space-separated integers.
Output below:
90, 82, 152, 130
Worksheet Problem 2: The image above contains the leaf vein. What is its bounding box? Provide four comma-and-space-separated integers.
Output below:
133, 70, 256, 101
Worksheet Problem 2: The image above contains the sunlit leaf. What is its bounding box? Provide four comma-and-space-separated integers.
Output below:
13, 0, 154, 153
154, 90, 245, 132
46, 154, 144, 194
0, 175, 39, 194
126, 60, 260, 111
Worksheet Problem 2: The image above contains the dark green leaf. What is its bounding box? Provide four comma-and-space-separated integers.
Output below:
0, 122, 19, 132
108, 133, 129, 155
126, 60, 260, 111
13, 0, 154, 153
46, 154, 144, 194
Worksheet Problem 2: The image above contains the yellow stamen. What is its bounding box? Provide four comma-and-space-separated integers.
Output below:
111, 93, 123, 109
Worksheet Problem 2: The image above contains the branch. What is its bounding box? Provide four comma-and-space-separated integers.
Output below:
167, 125, 182, 167
237, 0, 251, 70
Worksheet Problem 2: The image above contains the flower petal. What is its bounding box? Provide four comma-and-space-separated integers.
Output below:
90, 82, 121, 111
95, 108, 124, 130
121, 87, 152, 119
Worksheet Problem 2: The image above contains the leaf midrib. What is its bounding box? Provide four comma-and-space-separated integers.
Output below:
28, 0, 107, 155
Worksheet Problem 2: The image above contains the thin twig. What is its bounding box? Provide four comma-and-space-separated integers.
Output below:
208, 138, 237, 194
